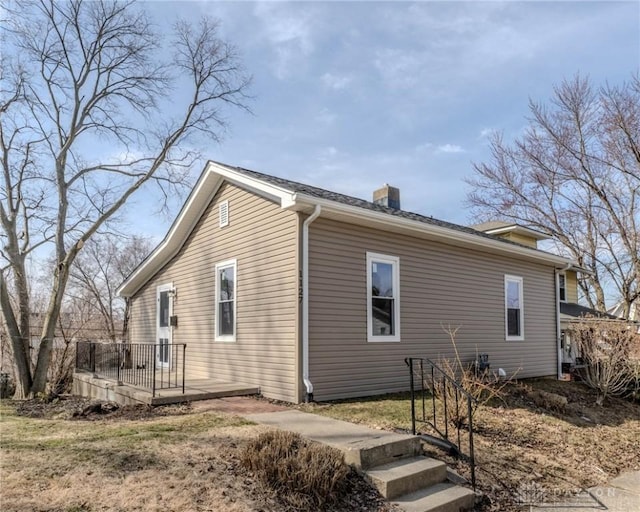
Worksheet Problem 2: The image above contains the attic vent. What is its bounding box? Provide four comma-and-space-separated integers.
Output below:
219, 200, 229, 227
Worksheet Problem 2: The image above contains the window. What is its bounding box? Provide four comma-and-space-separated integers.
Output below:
558, 273, 566, 302
219, 200, 229, 228
366, 252, 400, 342
215, 259, 236, 341
505, 275, 524, 340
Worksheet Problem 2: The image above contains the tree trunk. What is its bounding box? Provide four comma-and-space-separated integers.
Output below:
31, 259, 73, 395
0, 272, 33, 398
590, 276, 607, 313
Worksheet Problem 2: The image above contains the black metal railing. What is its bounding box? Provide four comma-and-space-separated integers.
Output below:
405, 357, 477, 490
76, 341, 186, 397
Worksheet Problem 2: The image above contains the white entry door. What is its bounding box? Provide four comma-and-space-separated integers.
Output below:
156, 284, 173, 369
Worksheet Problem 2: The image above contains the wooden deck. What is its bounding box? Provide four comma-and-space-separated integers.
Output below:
73, 371, 260, 406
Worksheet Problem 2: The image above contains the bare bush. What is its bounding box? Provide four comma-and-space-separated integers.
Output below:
240, 430, 349, 509
571, 318, 640, 405
47, 341, 75, 397
435, 326, 518, 426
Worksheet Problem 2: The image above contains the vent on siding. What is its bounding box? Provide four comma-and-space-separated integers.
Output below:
219, 200, 229, 227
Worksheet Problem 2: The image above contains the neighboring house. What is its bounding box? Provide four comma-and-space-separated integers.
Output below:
29, 312, 121, 346
556, 303, 622, 365
608, 301, 639, 322
117, 162, 578, 403
608, 301, 640, 335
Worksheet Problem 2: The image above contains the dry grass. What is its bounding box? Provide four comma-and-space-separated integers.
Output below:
0, 401, 260, 512
0, 400, 394, 512
298, 393, 414, 431
300, 380, 640, 511
460, 380, 640, 510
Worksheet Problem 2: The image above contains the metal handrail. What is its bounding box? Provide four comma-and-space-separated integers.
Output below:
76, 341, 186, 396
405, 357, 477, 490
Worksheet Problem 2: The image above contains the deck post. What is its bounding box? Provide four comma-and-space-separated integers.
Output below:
152, 344, 157, 398
182, 344, 186, 394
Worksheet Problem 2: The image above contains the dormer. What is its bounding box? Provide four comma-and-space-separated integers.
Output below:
470, 221, 551, 249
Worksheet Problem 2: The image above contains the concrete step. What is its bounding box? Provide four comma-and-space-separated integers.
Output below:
244, 410, 422, 469
365, 456, 447, 499
392, 482, 476, 512
353, 435, 423, 469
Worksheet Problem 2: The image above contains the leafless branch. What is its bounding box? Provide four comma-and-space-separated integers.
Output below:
0, 0, 251, 397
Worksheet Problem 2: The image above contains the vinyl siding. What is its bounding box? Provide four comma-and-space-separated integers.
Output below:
501, 232, 539, 248
308, 217, 557, 401
128, 182, 299, 402
565, 270, 579, 303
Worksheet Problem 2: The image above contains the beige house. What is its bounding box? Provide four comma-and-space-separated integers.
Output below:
470, 221, 612, 368
117, 162, 578, 403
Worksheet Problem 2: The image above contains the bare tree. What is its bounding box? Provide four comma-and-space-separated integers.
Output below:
67, 233, 152, 341
0, 0, 251, 398
467, 74, 639, 317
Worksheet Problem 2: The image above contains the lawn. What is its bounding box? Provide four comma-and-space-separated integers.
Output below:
0, 401, 259, 512
0, 400, 391, 512
299, 379, 640, 511
2, 381, 638, 512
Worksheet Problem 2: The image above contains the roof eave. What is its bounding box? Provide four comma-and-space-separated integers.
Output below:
119, 163, 577, 298
484, 225, 551, 241
117, 161, 297, 298
293, 194, 574, 267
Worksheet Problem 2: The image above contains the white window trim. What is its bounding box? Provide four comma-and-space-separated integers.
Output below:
215, 258, 237, 342
366, 252, 401, 342
156, 283, 174, 368
504, 274, 524, 341
558, 272, 567, 303
219, 200, 229, 228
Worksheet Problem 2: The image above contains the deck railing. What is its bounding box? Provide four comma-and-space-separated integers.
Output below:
75, 341, 186, 397
405, 357, 477, 490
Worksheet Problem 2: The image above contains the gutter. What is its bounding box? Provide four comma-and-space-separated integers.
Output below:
302, 205, 321, 402
292, 194, 573, 267
555, 263, 572, 378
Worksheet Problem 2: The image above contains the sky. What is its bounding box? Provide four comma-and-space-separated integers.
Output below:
101, 1, 640, 238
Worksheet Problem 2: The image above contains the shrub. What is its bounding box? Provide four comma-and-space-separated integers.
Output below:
434, 326, 518, 427
240, 430, 349, 509
47, 342, 75, 397
571, 318, 639, 405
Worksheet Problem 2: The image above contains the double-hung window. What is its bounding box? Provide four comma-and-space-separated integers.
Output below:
505, 275, 524, 340
558, 273, 566, 302
215, 259, 236, 341
367, 252, 400, 342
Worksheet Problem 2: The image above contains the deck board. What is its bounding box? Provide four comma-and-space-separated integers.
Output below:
73, 371, 259, 406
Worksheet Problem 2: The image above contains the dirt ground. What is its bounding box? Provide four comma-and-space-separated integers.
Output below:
0, 396, 394, 512
421, 380, 640, 511
297, 379, 640, 511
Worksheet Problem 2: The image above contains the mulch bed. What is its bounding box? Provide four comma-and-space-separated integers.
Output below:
10, 394, 192, 421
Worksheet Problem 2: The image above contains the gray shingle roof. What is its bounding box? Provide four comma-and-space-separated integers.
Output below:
215, 162, 548, 251
560, 302, 620, 320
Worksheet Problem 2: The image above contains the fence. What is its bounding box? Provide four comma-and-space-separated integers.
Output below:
76, 341, 186, 397
405, 357, 477, 490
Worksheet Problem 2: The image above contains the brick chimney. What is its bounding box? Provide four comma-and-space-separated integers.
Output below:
373, 184, 401, 209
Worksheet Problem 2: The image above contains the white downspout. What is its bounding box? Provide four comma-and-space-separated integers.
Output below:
302, 205, 321, 402
555, 263, 572, 379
